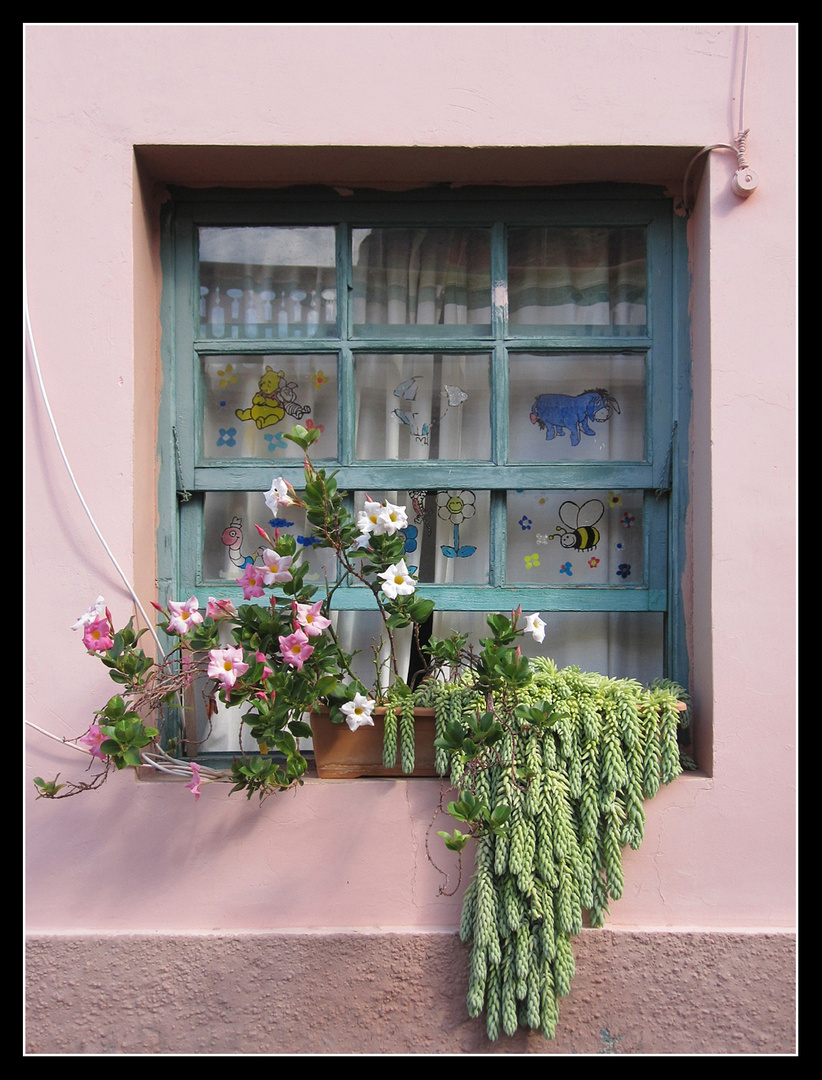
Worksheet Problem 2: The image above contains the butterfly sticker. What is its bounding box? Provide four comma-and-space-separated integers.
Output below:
443, 384, 468, 407
392, 376, 468, 445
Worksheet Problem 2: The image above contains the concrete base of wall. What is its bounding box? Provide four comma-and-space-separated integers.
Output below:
25, 930, 795, 1055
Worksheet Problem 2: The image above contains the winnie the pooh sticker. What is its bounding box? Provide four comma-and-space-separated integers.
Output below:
235, 366, 311, 430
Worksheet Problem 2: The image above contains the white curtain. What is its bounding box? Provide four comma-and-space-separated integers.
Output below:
199, 227, 659, 751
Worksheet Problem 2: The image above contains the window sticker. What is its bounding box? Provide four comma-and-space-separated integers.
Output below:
436, 490, 477, 560
220, 517, 262, 574
392, 376, 469, 446
548, 499, 605, 553
529, 389, 620, 447
235, 366, 311, 430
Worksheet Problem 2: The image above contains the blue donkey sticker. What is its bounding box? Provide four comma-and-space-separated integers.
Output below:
530, 389, 620, 447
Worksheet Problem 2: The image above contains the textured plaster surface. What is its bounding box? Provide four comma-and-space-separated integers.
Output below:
26, 930, 795, 1055
25, 24, 796, 1033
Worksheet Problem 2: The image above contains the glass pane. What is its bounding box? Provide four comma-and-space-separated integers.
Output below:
506, 489, 645, 585
201, 355, 337, 460
430, 610, 663, 683
352, 227, 491, 335
353, 489, 490, 585
354, 354, 491, 461
201, 491, 338, 586
199, 227, 337, 339
508, 226, 646, 335
509, 352, 645, 462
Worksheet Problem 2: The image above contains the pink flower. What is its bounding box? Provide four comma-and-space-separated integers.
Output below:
206, 596, 238, 619
185, 761, 201, 802
167, 596, 204, 635
260, 548, 293, 586
78, 723, 107, 760
294, 600, 331, 637
238, 562, 266, 599
83, 615, 114, 653
207, 646, 250, 689
279, 628, 314, 671
256, 651, 274, 679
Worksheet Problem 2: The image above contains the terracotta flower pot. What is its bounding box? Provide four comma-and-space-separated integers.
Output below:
310, 707, 440, 779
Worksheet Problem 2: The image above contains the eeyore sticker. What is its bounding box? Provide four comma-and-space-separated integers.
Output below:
529, 389, 620, 447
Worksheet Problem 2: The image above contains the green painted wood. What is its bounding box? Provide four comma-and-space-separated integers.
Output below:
164, 187, 687, 682
192, 464, 661, 490
188, 585, 667, 613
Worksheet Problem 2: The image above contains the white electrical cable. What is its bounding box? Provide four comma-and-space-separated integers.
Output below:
24, 280, 165, 658
680, 25, 756, 211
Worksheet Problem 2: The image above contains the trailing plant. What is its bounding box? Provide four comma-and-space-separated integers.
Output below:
434, 655, 686, 1040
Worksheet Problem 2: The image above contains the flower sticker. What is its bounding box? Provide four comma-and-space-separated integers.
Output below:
216, 428, 237, 447
217, 364, 237, 388
437, 490, 476, 525
588, 557, 600, 569
621, 512, 636, 528
305, 419, 324, 436
311, 370, 330, 390
560, 562, 573, 576
616, 564, 631, 579
400, 525, 418, 556
608, 492, 622, 508
518, 516, 533, 531
264, 432, 287, 452
438, 490, 477, 559
524, 553, 541, 570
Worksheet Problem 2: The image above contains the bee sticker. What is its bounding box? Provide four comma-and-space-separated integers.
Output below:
548, 500, 605, 552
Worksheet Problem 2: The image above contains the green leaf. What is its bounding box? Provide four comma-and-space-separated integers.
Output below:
437, 829, 471, 852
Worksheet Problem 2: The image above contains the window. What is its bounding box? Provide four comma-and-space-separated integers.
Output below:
161, 185, 689, 754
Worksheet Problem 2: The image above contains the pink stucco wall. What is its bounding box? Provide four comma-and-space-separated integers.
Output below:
25, 23, 795, 950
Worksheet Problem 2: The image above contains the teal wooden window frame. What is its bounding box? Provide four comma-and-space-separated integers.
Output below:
159, 184, 690, 690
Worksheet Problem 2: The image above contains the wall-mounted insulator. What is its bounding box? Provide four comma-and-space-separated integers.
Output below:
731, 129, 759, 198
